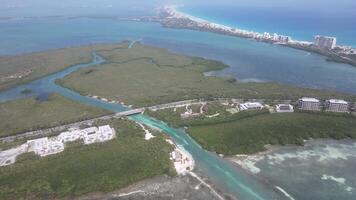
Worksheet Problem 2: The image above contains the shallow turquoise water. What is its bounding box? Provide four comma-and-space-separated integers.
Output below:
248, 139, 356, 200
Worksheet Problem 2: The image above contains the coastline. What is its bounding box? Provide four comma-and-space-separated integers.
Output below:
152, 5, 356, 67
226, 138, 356, 174
225, 138, 356, 200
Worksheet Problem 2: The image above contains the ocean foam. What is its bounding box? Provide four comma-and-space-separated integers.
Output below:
321, 174, 354, 193
275, 186, 295, 200
264, 142, 356, 165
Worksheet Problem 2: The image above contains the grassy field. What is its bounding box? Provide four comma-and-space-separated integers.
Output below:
0, 93, 110, 137
187, 112, 356, 155
0, 42, 130, 92
58, 43, 356, 107
0, 118, 175, 200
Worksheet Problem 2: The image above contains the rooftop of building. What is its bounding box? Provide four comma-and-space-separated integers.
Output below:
315, 35, 337, 39
240, 102, 264, 107
300, 97, 320, 103
328, 99, 348, 104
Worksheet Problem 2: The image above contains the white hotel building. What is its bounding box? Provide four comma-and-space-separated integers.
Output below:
326, 99, 349, 113
314, 35, 337, 49
239, 102, 264, 111
298, 97, 320, 111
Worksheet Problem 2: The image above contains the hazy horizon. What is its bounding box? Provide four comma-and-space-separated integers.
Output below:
1, 0, 355, 17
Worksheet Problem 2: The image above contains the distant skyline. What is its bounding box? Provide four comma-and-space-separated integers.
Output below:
1, 0, 355, 17
1, 0, 355, 45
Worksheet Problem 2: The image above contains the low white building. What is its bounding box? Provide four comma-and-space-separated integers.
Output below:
239, 102, 264, 111
0, 125, 116, 167
326, 99, 349, 112
58, 131, 82, 142
82, 125, 116, 145
27, 137, 65, 157
276, 104, 294, 113
298, 97, 320, 111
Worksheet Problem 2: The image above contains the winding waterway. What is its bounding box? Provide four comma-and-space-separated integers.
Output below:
0, 43, 287, 199
2, 19, 356, 94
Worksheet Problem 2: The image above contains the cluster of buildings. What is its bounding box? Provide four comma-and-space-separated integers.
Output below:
239, 102, 294, 113
160, 6, 356, 60
238, 97, 353, 114
298, 97, 351, 112
263, 32, 292, 43
28, 125, 116, 157
0, 125, 116, 167
161, 6, 294, 44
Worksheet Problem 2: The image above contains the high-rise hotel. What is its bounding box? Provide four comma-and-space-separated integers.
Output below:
314, 35, 337, 49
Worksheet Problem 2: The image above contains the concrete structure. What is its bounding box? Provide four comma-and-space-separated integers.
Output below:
82, 125, 116, 144
0, 144, 28, 166
114, 109, 144, 117
276, 104, 294, 113
27, 137, 64, 157
326, 99, 349, 112
0, 125, 116, 166
314, 35, 337, 49
239, 102, 264, 111
298, 97, 320, 111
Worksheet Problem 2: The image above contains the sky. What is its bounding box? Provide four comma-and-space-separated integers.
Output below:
0, 0, 355, 17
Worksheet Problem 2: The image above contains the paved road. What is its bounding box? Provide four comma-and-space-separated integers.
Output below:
0, 109, 144, 143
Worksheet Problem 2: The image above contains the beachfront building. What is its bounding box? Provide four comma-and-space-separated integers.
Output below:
314, 35, 337, 49
326, 99, 349, 112
276, 104, 294, 113
298, 97, 320, 111
271, 33, 291, 43
239, 102, 264, 111
263, 32, 271, 39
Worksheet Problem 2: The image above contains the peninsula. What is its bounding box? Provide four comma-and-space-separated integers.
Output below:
141, 6, 356, 67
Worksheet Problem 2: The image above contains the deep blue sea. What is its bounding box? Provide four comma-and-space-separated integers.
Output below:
180, 0, 356, 47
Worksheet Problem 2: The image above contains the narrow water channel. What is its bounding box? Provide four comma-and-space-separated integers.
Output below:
0, 44, 287, 200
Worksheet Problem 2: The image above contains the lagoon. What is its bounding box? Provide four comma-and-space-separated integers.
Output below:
1, 18, 356, 94
0, 49, 286, 200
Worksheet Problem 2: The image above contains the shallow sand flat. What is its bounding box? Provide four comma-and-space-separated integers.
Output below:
73, 174, 229, 200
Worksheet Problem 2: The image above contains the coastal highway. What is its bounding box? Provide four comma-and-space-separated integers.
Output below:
0, 108, 144, 143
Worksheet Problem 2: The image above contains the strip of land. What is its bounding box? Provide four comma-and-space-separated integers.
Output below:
0, 118, 176, 200
147, 100, 356, 155
0, 93, 111, 137
141, 6, 356, 67
58, 42, 356, 108
0, 42, 131, 92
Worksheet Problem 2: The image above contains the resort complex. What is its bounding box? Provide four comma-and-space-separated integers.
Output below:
0, 125, 116, 166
